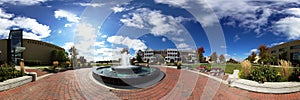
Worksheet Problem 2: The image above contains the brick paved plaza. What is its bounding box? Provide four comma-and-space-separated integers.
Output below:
0, 67, 299, 100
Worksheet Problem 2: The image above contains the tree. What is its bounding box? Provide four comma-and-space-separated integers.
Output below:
246, 51, 257, 63
227, 58, 239, 64
197, 47, 205, 62
211, 52, 218, 63
50, 50, 59, 62
258, 44, 271, 64
219, 54, 226, 63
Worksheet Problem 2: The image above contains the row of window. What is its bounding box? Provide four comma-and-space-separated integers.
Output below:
26, 40, 63, 50
271, 45, 300, 54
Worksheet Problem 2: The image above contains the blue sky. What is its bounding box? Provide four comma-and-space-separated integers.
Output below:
0, 0, 300, 61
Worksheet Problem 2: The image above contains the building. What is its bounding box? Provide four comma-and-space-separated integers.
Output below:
0, 39, 65, 65
268, 40, 300, 65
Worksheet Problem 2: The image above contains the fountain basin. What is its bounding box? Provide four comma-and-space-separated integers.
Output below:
111, 65, 141, 74
92, 66, 165, 89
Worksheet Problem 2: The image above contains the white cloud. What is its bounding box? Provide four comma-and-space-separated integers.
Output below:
58, 30, 62, 34
154, 0, 300, 39
94, 41, 105, 47
64, 23, 74, 27
285, 8, 300, 17
75, 3, 104, 7
176, 43, 189, 49
120, 8, 186, 36
101, 34, 107, 38
162, 37, 166, 42
62, 42, 74, 51
111, 6, 125, 13
274, 17, 300, 40
54, 9, 80, 23
13, 17, 51, 39
234, 34, 240, 42
74, 22, 98, 61
154, 0, 190, 8
107, 36, 147, 51
0, 9, 51, 40
0, 8, 14, 18
245, 49, 258, 55
0, 0, 47, 5
268, 42, 285, 47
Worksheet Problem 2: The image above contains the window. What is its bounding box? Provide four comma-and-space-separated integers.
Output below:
290, 45, 300, 49
271, 50, 276, 54
279, 48, 285, 52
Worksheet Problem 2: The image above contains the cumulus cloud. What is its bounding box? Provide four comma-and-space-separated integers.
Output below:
74, 2, 104, 7
111, 6, 125, 13
245, 49, 258, 56
176, 43, 189, 49
107, 36, 147, 51
0, 0, 47, 5
94, 41, 105, 47
154, 0, 300, 40
74, 22, 98, 61
0, 8, 51, 40
0, 8, 14, 18
120, 8, 186, 36
62, 42, 74, 51
274, 17, 300, 40
54, 9, 80, 23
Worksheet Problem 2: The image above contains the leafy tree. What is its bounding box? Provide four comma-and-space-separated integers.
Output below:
50, 50, 69, 62
227, 58, 239, 64
258, 44, 271, 64
219, 54, 226, 63
246, 51, 257, 63
50, 50, 59, 62
211, 52, 218, 63
197, 47, 205, 62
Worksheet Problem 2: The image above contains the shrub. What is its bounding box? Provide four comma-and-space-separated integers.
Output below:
0, 64, 25, 82
288, 67, 300, 82
248, 66, 281, 83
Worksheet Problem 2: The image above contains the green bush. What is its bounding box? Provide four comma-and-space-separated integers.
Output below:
248, 66, 281, 83
288, 67, 300, 82
0, 64, 25, 82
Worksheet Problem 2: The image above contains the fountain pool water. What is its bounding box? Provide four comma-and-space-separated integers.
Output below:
92, 50, 165, 89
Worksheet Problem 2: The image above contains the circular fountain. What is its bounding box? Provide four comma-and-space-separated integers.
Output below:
92, 49, 165, 89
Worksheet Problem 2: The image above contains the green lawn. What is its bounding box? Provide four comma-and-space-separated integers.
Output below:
183, 63, 242, 74
183, 63, 296, 74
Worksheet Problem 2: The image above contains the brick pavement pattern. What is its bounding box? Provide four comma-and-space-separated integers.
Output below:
0, 67, 300, 100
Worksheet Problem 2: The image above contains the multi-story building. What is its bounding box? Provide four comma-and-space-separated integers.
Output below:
268, 40, 300, 65
165, 49, 181, 63
140, 48, 197, 63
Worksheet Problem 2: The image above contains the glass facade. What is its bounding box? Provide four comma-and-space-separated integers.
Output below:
8, 30, 23, 64
291, 52, 300, 65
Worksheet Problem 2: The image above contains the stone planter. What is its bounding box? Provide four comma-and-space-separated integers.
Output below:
0, 76, 32, 91
230, 78, 300, 93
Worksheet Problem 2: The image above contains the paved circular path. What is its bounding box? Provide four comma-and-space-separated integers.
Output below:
0, 67, 299, 100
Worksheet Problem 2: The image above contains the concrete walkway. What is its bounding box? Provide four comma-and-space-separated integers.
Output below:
0, 67, 299, 99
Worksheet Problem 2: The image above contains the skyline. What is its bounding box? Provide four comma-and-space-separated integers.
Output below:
0, 0, 300, 61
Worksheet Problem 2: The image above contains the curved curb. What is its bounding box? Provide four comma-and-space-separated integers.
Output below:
0, 76, 32, 91
230, 79, 300, 93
